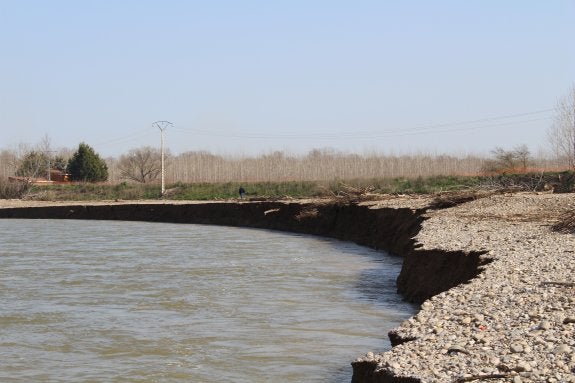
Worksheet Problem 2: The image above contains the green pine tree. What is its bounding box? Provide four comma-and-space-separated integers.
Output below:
67, 143, 108, 182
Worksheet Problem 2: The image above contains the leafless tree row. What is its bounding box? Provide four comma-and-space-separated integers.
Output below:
153, 150, 489, 183
0, 145, 567, 184
107, 149, 562, 184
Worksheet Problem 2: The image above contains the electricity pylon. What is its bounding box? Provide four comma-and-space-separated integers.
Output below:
152, 121, 172, 196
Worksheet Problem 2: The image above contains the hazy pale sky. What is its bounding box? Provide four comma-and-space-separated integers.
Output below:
1, 1, 574, 157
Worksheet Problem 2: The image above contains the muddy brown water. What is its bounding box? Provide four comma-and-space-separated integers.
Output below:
0, 219, 416, 382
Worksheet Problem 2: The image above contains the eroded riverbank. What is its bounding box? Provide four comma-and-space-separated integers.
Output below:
1, 194, 574, 382
354, 193, 575, 382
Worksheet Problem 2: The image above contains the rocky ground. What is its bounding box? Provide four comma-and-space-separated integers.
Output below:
356, 192, 575, 382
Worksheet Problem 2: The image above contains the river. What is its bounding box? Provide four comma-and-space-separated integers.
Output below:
0, 219, 416, 382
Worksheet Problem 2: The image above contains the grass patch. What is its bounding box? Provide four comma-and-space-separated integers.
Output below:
15, 171, 574, 201
168, 181, 321, 200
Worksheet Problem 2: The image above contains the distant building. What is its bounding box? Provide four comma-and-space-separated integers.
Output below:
49, 169, 69, 182
8, 170, 70, 185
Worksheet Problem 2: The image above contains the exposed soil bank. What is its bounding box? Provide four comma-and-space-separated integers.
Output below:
351, 193, 575, 383
0, 199, 498, 382
0, 201, 422, 256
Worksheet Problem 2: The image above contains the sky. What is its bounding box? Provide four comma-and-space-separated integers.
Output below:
1, 0, 574, 158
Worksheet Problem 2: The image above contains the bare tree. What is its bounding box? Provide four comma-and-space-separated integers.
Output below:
491, 147, 516, 170
16, 151, 48, 178
548, 85, 575, 168
38, 133, 52, 154
117, 146, 164, 183
481, 145, 531, 173
0, 149, 19, 179
10, 135, 72, 180
513, 144, 531, 170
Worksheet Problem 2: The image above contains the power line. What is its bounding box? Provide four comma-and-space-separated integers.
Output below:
368, 116, 551, 139
78, 107, 554, 153
93, 128, 156, 148
172, 108, 554, 140
350, 108, 554, 136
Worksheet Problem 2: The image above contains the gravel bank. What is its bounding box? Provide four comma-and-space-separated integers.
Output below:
354, 192, 575, 382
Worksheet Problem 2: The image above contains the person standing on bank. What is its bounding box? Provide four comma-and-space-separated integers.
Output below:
239, 186, 246, 199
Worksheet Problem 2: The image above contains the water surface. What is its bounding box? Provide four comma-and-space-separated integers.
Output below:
0, 219, 416, 382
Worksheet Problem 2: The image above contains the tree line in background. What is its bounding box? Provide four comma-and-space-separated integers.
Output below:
1, 86, 573, 185
5, 141, 108, 182
0, 143, 561, 185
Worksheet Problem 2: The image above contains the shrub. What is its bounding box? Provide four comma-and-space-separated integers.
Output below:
0, 178, 31, 199
67, 143, 108, 182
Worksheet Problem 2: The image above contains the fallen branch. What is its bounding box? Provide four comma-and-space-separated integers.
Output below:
452, 373, 512, 383
430, 191, 483, 209
551, 211, 575, 234
294, 207, 319, 221
540, 281, 575, 287
447, 347, 470, 355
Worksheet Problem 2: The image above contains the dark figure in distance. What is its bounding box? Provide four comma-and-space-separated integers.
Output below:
239, 186, 246, 199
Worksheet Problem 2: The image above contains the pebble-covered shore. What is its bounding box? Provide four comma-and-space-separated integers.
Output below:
356, 193, 575, 382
